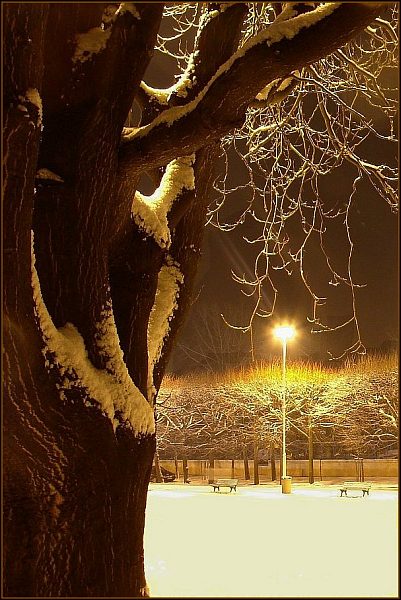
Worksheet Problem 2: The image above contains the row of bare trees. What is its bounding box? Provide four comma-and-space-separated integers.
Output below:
156, 353, 398, 483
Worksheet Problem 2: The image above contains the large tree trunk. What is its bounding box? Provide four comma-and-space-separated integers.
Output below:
3, 4, 160, 596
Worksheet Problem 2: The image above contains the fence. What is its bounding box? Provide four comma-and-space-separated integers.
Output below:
158, 458, 398, 481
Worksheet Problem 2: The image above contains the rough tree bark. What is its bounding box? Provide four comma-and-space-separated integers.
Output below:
4, 4, 162, 597
3, 2, 384, 597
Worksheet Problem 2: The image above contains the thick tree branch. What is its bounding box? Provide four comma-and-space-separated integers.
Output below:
168, 3, 249, 106
40, 3, 163, 179
153, 143, 222, 391
33, 4, 163, 365
110, 4, 249, 393
119, 3, 384, 174
136, 3, 248, 128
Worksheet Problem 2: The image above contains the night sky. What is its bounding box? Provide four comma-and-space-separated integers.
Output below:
194, 174, 399, 359
141, 7, 399, 369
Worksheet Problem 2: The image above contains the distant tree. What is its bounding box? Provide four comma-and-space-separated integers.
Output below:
333, 354, 398, 458
170, 303, 253, 374
224, 367, 282, 482
4, 3, 397, 596
160, 353, 398, 482
157, 375, 230, 460
285, 368, 352, 480
156, 380, 202, 464
160, 372, 273, 482
226, 361, 339, 481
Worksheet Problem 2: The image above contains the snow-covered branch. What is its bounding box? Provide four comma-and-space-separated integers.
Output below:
132, 155, 195, 248
147, 261, 184, 401
120, 2, 383, 172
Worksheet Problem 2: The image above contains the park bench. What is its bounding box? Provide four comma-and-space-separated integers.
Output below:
210, 479, 238, 493
339, 481, 372, 497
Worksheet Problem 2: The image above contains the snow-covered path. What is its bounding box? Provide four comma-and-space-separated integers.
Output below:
144, 483, 398, 597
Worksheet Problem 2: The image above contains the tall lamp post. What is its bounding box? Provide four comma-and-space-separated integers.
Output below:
274, 325, 295, 494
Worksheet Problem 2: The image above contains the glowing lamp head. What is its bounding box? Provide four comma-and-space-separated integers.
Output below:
274, 325, 295, 342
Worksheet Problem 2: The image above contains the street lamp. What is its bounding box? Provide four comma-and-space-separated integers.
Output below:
274, 325, 295, 493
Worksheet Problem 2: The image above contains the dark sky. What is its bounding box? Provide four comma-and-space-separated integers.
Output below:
194, 175, 399, 359
142, 7, 399, 368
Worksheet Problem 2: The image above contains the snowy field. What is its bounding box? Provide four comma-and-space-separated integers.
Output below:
144, 483, 398, 597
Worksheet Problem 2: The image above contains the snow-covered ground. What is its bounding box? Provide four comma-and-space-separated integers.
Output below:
144, 483, 398, 597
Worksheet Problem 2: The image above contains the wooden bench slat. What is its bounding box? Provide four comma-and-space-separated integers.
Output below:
214, 479, 238, 484
342, 481, 372, 487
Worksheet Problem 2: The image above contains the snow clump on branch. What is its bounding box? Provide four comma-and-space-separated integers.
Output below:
73, 27, 112, 63
73, 4, 140, 64
36, 168, 64, 182
116, 3, 141, 20
132, 154, 195, 248
17, 88, 42, 126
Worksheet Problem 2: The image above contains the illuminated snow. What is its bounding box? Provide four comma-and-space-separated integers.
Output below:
94, 301, 155, 431
36, 168, 64, 182
73, 27, 112, 63
116, 3, 141, 19
256, 71, 300, 102
141, 51, 199, 103
147, 263, 184, 399
132, 155, 195, 248
144, 483, 398, 597
18, 88, 42, 125
140, 81, 170, 105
